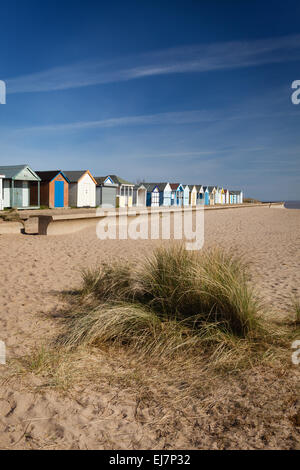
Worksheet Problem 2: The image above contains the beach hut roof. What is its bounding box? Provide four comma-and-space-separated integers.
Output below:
143, 182, 169, 192
107, 175, 134, 186
230, 190, 242, 194
94, 176, 106, 185
195, 184, 203, 191
170, 183, 181, 190
63, 170, 97, 184
36, 170, 70, 183
0, 164, 41, 181
64, 170, 88, 182
94, 176, 118, 187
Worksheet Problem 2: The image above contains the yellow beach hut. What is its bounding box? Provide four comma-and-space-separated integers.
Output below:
189, 185, 198, 206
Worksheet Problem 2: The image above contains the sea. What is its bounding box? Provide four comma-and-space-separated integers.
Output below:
261, 200, 300, 209
284, 201, 300, 209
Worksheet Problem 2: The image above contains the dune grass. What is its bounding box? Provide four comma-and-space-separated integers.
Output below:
55, 244, 274, 365
9, 244, 297, 401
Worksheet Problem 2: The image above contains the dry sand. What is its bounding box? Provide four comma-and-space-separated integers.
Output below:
0, 206, 299, 449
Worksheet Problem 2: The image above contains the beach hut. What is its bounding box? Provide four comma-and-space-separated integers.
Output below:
230, 190, 243, 204
189, 185, 197, 206
0, 174, 4, 211
0, 165, 41, 209
214, 187, 223, 204
202, 186, 210, 205
133, 184, 147, 207
220, 188, 226, 204
207, 186, 216, 206
213, 187, 218, 204
183, 185, 190, 206
94, 176, 118, 208
238, 190, 243, 204
231, 190, 243, 204
31, 171, 70, 208
144, 183, 172, 207
104, 175, 134, 208
224, 189, 230, 204
196, 185, 204, 205
64, 170, 97, 208
230, 190, 238, 204
170, 183, 184, 206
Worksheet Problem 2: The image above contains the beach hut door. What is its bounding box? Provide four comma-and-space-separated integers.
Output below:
54, 181, 64, 207
14, 181, 23, 207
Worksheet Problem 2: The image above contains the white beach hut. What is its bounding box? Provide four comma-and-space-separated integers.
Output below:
64, 170, 97, 208
214, 187, 222, 204
0, 174, 4, 210
224, 189, 230, 204
133, 184, 147, 207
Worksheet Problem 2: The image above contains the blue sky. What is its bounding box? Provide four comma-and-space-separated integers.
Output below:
1, 0, 300, 200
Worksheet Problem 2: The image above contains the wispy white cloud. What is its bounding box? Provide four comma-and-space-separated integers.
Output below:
13, 107, 298, 134
6, 34, 300, 94
13, 110, 221, 133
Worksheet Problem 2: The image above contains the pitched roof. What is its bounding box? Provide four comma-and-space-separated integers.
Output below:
170, 183, 181, 190
36, 170, 69, 182
63, 171, 87, 182
0, 164, 40, 180
143, 182, 169, 192
94, 176, 106, 185
94, 176, 118, 187
107, 175, 134, 186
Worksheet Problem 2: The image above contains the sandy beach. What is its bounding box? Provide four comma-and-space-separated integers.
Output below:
0, 205, 299, 449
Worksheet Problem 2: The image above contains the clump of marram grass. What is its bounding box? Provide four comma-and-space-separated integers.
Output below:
135, 246, 260, 335
56, 244, 268, 362
80, 261, 132, 301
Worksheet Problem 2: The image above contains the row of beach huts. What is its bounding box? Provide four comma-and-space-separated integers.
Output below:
0, 164, 243, 210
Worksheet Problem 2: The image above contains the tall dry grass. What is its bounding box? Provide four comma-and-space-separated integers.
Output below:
55, 245, 271, 365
